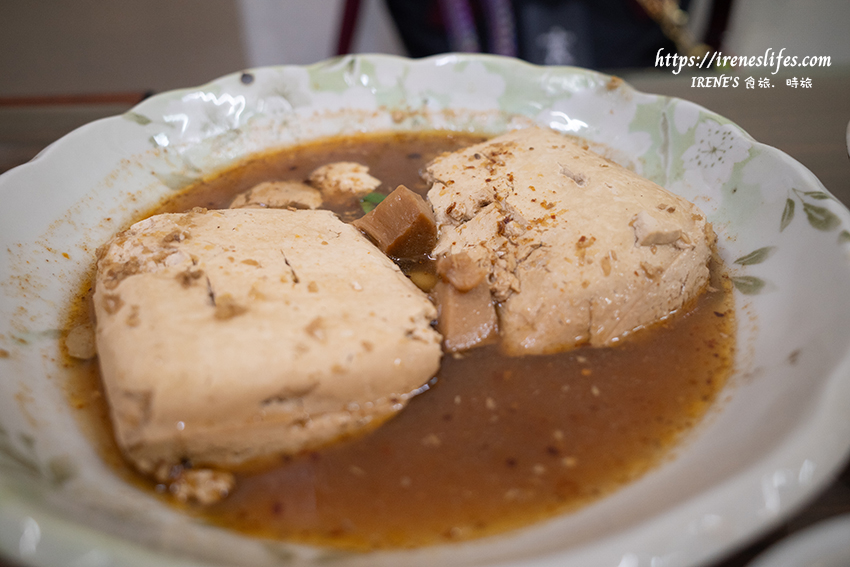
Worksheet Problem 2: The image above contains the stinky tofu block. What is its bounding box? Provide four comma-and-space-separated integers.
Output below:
425, 127, 713, 354
93, 208, 441, 471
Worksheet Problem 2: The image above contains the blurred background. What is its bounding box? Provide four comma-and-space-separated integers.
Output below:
3, 0, 847, 208
1, 0, 848, 96
0, 1, 849, 566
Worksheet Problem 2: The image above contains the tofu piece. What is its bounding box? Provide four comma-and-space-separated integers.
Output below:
435, 251, 487, 292
308, 162, 381, 204
65, 323, 97, 360
352, 185, 437, 259
425, 127, 713, 355
93, 208, 441, 471
229, 181, 322, 210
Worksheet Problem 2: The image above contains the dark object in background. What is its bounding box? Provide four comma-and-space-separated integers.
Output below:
382, 0, 453, 57
515, 0, 686, 68
383, 0, 717, 70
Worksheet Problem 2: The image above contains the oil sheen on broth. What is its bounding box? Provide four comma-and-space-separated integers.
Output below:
67, 131, 735, 550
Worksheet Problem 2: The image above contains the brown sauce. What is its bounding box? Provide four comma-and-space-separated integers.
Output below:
66, 130, 735, 551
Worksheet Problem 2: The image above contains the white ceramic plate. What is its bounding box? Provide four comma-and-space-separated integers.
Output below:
2, 54, 850, 567
748, 515, 850, 567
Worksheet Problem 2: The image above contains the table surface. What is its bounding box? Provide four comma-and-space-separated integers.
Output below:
1, 67, 849, 567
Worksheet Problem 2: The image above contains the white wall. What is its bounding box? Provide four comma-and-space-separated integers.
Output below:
724, 0, 850, 65
351, 0, 406, 57
0, 0, 404, 97
235, 0, 404, 67
0, 0, 248, 96
236, 0, 337, 67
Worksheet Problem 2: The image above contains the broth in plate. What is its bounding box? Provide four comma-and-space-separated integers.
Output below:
65, 130, 734, 550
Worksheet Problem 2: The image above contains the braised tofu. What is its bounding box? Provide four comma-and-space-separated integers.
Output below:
309, 162, 381, 204
229, 181, 322, 210
93, 208, 441, 471
352, 185, 437, 259
425, 127, 713, 355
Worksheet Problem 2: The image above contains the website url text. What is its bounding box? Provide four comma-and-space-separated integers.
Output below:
655, 47, 832, 76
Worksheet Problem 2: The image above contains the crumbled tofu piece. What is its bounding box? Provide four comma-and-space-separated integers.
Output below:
425, 127, 713, 355
229, 181, 322, 210
151, 463, 235, 505
632, 210, 683, 246
352, 185, 437, 258
94, 208, 441, 470
169, 468, 235, 505
65, 323, 97, 359
309, 162, 381, 204
435, 251, 488, 292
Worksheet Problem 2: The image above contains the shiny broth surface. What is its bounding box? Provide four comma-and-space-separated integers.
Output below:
68, 131, 735, 550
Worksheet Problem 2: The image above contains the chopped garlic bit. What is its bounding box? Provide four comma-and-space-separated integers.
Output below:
153, 462, 235, 505
65, 323, 97, 360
